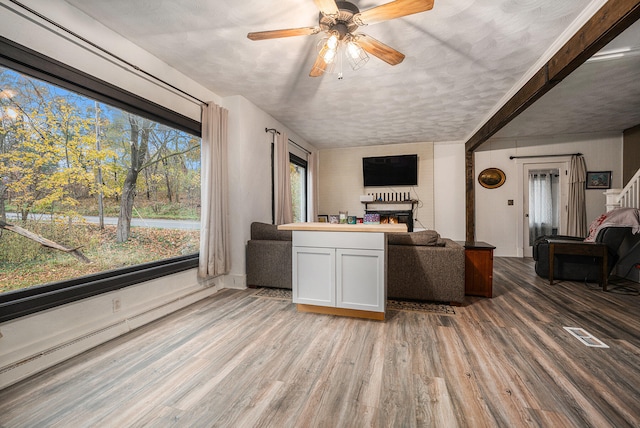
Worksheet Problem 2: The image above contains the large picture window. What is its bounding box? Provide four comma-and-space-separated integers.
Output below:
0, 37, 201, 322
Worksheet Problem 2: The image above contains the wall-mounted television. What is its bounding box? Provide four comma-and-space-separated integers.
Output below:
362, 154, 418, 187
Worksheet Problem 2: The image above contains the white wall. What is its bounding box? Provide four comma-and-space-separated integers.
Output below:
225, 95, 315, 288
434, 142, 466, 240
475, 133, 623, 256
318, 142, 435, 230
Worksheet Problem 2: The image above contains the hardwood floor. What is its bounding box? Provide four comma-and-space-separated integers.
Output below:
1, 257, 639, 427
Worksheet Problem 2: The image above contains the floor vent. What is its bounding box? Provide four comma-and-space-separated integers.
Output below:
563, 327, 609, 348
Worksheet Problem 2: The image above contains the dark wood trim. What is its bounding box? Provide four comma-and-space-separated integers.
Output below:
624, 123, 640, 134
465, 150, 475, 242
548, 0, 640, 82
464, 0, 640, 242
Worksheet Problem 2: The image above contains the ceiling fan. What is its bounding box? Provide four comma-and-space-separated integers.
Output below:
247, 0, 435, 77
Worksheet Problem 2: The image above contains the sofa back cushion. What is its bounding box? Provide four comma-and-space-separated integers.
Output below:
387, 230, 444, 246
251, 222, 292, 241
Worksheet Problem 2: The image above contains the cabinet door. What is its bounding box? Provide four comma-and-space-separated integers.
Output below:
336, 249, 385, 312
293, 247, 335, 307
465, 249, 493, 297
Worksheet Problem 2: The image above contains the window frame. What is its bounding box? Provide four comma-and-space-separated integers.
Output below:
289, 152, 308, 223
0, 36, 202, 323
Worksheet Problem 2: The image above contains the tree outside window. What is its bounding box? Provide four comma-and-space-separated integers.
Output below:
0, 66, 201, 293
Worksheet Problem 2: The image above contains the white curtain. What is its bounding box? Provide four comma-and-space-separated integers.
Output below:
567, 154, 587, 237
274, 131, 293, 224
198, 102, 230, 278
529, 172, 553, 242
307, 151, 318, 222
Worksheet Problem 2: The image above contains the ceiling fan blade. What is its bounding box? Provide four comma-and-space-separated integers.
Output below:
247, 27, 319, 41
356, 0, 434, 26
309, 55, 328, 77
313, 0, 339, 16
356, 34, 405, 65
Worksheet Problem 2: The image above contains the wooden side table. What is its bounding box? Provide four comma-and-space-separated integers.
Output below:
548, 240, 608, 291
460, 241, 496, 298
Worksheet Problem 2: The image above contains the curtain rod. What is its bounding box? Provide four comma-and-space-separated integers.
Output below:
8, 0, 208, 106
289, 139, 311, 155
265, 128, 311, 155
510, 152, 582, 160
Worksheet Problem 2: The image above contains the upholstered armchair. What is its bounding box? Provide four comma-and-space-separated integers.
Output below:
533, 227, 631, 283
533, 208, 640, 283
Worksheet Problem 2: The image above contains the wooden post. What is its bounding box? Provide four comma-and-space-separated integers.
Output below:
465, 150, 475, 243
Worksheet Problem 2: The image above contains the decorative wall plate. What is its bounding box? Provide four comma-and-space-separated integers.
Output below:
478, 168, 506, 189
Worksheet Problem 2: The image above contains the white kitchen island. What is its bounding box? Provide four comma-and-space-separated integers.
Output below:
277, 222, 407, 320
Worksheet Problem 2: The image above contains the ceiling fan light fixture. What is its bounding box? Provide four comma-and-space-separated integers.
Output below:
249, 0, 432, 77
323, 48, 337, 64
317, 36, 338, 65
327, 34, 339, 49
313, 37, 337, 75
346, 40, 369, 70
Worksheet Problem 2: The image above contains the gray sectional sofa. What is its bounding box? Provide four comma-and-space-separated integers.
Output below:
246, 222, 293, 289
245, 222, 465, 305
386, 230, 465, 304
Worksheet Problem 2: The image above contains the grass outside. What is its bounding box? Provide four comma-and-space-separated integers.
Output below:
0, 222, 199, 293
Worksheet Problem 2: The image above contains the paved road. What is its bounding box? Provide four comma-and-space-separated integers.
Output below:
5, 213, 200, 230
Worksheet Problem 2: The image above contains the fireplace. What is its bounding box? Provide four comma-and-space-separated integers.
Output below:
365, 209, 413, 232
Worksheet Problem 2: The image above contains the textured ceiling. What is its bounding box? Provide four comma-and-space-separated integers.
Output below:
61, 0, 638, 149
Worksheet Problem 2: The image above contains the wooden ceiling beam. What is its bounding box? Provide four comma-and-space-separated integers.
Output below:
549, 0, 640, 83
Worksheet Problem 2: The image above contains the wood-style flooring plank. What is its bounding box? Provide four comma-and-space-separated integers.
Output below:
1, 257, 639, 427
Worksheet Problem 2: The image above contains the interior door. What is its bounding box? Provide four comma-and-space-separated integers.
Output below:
523, 162, 569, 257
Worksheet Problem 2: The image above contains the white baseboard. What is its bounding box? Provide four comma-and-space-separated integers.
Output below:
225, 274, 247, 289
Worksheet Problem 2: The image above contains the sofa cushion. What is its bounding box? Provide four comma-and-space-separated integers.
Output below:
387, 230, 444, 246
251, 222, 292, 241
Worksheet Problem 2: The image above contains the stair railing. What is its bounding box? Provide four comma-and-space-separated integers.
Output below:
605, 167, 640, 211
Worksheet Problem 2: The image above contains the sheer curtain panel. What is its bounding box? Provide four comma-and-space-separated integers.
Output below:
275, 131, 293, 224
529, 172, 553, 242
199, 102, 230, 278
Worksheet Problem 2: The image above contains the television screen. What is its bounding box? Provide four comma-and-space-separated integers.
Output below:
362, 154, 418, 187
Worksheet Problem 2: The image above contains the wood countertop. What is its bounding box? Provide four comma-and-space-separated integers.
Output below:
277, 222, 408, 233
